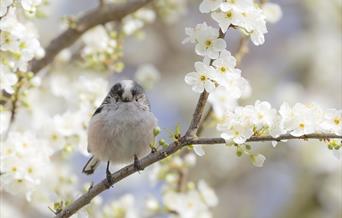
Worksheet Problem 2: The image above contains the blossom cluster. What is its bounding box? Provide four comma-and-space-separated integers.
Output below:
155, 0, 187, 23
149, 152, 219, 218
0, 131, 53, 201
0, 4, 44, 94
163, 180, 218, 218
81, 26, 123, 72
1, 0, 44, 17
0, 72, 107, 203
80, 8, 155, 72
183, 23, 250, 97
199, 0, 281, 46
217, 101, 342, 145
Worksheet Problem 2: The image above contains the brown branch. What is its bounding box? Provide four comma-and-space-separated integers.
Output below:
29, 0, 154, 74
235, 36, 249, 66
185, 91, 210, 137
5, 76, 24, 136
188, 134, 342, 145
99, 0, 105, 8
197, 106, 213, 136
55, 138, 185, 218
54, 132, 341, 218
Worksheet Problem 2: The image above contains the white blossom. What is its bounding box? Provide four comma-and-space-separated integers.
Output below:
250, 154, 266, 167
0, 131, 53, 201
123, 8, 155, 35
198, 180, 219, 207
320, 109, 342, 136
199, 0, 222, 13
262, 2, 282, 23
208, 86, 238, 118
102, 194, 138, 218
20, 0, 42, 14
0, 110, 11, 136
209, 0, 268, 46
220, 0, 253, 12
82, 26, 115, 56
220, 121, 254, 144
212, 50, 240, 76
280, 103, 322, 137
134, 64, 160, 90
0, 8, 44, 73
185, 61, 217, 93
0, 0, 13, 17
184, 23, 226, 59
251, 100, 277, 129
164, 191, 212, 218
211, 9, 244, 33
155, 0, 187, 23
0, 69, 17, 94
193, 145, 206, 156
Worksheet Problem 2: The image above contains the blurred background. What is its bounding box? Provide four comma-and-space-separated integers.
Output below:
2, 0, 341, 218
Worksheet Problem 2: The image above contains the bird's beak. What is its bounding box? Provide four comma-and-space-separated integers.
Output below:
122, 97, 131, 102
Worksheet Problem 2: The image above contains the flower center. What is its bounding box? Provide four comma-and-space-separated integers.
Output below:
187, 202, 194, 208
200, 75, 207, 81
205, 40, 212, 48
258, 113, 264, 119
220, 67, 227, 73
334, 118, 340, 125
299, 123, 305, 129
226, 11, 232, 18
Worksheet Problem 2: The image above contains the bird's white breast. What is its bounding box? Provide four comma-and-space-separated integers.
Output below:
87, 102, 157, 163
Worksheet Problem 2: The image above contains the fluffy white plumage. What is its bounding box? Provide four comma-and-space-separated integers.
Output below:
83, 80, 157, 175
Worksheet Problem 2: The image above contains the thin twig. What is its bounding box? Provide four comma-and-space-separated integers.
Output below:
99, 0, 105, 8
235, 36, 249, 67
185, 91, 210, 137
188, 134, 342, 145
6, 76, 24, 136
29, 0, 154, 74
197, 106, 213, 136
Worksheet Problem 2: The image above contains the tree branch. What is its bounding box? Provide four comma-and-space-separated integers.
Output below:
185, 91, 210, 137
235, 36, 249, 66
54, 132, 341, 218
188, 134, 342, 145
29, 0, 154, 74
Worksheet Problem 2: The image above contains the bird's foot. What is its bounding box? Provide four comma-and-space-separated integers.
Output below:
134, 155, 144, 171
150, 146, 157, 153
88, 181, 94, 192
105, 161, 114, 188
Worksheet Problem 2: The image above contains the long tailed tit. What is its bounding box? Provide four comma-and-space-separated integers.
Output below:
82, 80, 157, 183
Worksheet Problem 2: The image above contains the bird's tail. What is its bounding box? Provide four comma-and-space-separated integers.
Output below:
82, 156, 100, 175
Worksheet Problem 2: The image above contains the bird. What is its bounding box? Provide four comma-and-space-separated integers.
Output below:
82, 80, 158, 185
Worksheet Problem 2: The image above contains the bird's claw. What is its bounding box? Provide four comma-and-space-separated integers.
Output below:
134, 155, 144, 171
105, 161, 114, 188
151, 146, 157, 153
88, 181, 94, 192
